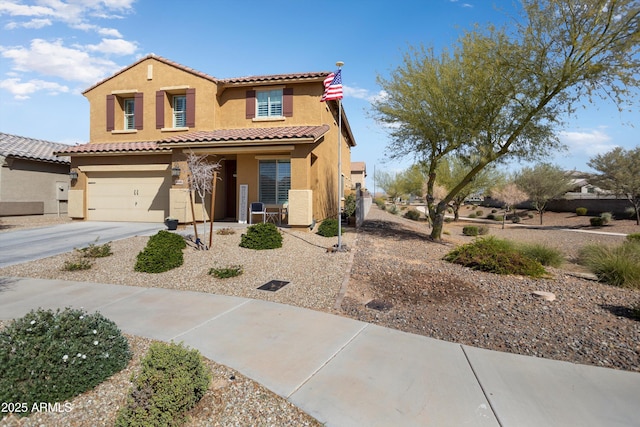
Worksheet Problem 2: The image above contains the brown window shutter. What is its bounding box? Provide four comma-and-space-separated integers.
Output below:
106, 94, 115, 131
246, 90, 256, 119
186, 88, 196, 127
283, 88, 293, 117
134, 92, 144, 130
156, 90, 165, 129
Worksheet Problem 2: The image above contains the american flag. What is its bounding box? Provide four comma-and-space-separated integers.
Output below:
320, 69, 343, 102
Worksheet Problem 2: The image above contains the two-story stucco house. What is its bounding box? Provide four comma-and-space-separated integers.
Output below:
56, 55, 356, 230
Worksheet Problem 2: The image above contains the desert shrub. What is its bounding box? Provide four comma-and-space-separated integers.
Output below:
486, 214, 495, 220
240, 222, 282, 249
77, 240, 113, 258
216, 227, 235, 235
627, 233, 640, 243
590, 216, 604, 226
625, 206, 637, 218
578, 241, 640, 288
491, 209, 498, 213
404, 208, 421, 221
527, 213, 534, 219
0, 308, 130, 417
208, 265, 243, 279
62, 258, 93, 271
443, 236, 546, 277
134, 230, 186, 273
467, 212, 477, 218
373, 197, 386, 208
462, 226, 479, 236
316, 218, 341, 237
344, 193, 357, 217
511, 215, 521, 223
576, 207, 588, 216
517, 243, 564, 267
493, 215, 504, 222
115, 342, 210, 427
387, 204, 399, 215
478, 225, 490, 235
601, 212, 613, 224
476, 210, 484, 217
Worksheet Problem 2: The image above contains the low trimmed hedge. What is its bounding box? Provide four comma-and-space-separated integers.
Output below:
134, 231, 186, 273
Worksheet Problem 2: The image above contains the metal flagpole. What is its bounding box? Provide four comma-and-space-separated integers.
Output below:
336, 61, 344, 250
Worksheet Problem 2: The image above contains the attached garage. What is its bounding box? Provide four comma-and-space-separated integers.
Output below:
85, 167, 170, 222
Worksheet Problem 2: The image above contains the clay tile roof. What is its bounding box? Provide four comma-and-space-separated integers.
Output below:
160, 125, 330, 144
219, 72, 329, 85
351, 161, 366, 172
54, 141, 170, 155
0, 132, 70, 164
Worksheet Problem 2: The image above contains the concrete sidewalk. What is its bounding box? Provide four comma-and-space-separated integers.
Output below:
1, 277, 639, 427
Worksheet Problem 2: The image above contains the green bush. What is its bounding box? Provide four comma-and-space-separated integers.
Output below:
467, 212, 477, 218
240, 222, 282, 249
576, 207, 588, 216
486, 214, 495, 220
344, 193, 357, 217
404, 208, 421, 221
387, 204, 399, 215
476, 210, 484, 217
62, 258, 93, 271
601, 212, 613, 224
517, 243, 564, 267
578, 241, 640, 289
0, 308, 131, 417
463, 226, 479, 236
208, 265, 243, 279
317, 218, 341, 237
478, 225, 490, 235
493, 215, 504, 222
443, 236, 547, 277
511, 215, 521, 223
590, 216, 604, 226
216, 227, 235, 235
134, 230, 186, 273
627, 233, 640, 243
77, 241, 113, 258
115, 342, 211, 427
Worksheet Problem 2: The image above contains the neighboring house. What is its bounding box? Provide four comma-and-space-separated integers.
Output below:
56, 54, 356, 229
351, 161, 366, 190
0, 133, 71, 216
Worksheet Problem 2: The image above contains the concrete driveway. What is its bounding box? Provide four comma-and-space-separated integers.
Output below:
0, 221, 165, 268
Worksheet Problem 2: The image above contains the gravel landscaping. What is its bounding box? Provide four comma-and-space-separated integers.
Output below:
1, 208, 639, 425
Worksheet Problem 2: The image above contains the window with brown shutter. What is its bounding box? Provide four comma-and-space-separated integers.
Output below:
283, 88, 293, 117
106, 94, 115, 131
186, 88, 195, 127
246, 90, 256, 119
156, 90, 165, 129
134, 92, 144, 130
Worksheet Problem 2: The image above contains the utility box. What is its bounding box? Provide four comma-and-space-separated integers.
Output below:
56, 182, 69, 201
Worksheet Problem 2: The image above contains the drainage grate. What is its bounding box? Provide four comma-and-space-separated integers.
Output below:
258, 280, 290, 292
365, 299, 393, 312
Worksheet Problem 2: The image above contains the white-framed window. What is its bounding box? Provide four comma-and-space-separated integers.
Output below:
256, 89, 283, 118
259, 160, 290, 204
173, 95, 187, 127
123, 98, 135, 130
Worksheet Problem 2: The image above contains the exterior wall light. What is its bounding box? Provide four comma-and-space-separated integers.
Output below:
69, 169, 78, 180
171, 166, 181, 177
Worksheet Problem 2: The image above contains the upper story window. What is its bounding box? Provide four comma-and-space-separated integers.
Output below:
106, 92, 142, 133
123, 98, 135, 130
173, 95, 187, 127
156, 88, 195, 130
246, 88, 293, 120
257, 89, 282, 118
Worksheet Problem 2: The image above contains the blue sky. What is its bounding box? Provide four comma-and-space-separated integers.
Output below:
1, 0, 638, 177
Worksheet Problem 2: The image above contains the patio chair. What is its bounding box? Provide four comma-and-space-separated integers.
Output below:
249, 202, 266, 224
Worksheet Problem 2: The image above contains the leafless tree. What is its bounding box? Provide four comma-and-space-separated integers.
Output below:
186, 152, 221, 249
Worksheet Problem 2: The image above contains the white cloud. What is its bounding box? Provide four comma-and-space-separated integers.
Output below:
85, 38, 137, 55
343, 85, 388, 103
1, 38, 122, 83
4, 17, 51, 29
559, 129, 618, 156
0, 77, 69, 99
0, 0, 135, 36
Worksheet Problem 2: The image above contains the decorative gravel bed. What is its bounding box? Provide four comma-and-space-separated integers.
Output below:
1, 209, 639, 425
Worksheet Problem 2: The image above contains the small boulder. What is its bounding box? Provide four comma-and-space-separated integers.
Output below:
532, 291, 556, 302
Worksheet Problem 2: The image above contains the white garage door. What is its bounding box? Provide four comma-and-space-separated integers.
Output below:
86, 171, 170, 222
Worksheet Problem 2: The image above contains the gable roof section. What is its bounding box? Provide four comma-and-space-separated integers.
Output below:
160, 125, 330, 145
82, 54, 218, 95
54, 141, 171, 155
0, 132, 70, 164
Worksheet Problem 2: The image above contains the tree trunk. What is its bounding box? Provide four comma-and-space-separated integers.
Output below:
539, 210, 544, 225
429, 201, 448, 240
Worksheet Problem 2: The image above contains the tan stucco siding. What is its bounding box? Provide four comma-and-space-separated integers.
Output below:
1, 158, 70, 214
84, 58, 217, 143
